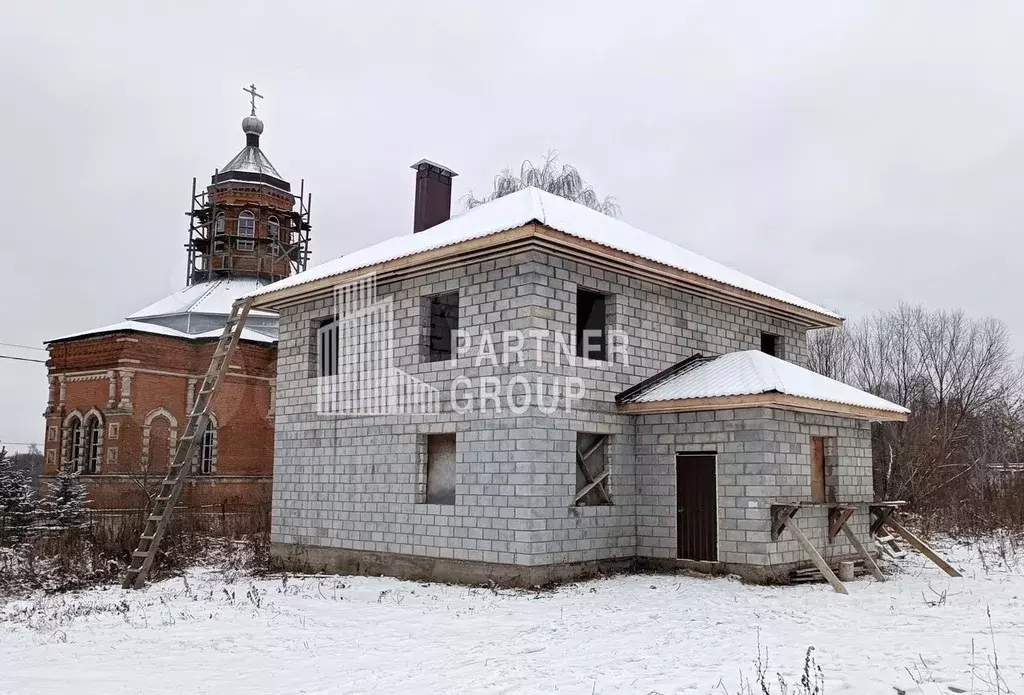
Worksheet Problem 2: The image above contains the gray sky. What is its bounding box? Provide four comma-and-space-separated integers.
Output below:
2, 1, 1023, 450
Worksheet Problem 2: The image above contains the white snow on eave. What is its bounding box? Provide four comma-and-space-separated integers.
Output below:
627, 351, 908, 415
46, 320, 275, 345
247, 188, 839, 320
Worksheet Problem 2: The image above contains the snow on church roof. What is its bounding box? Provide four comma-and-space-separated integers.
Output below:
128, 278, 275, 320
618, 350, 908, 418
47, 320, 275, 344
48, 279, 277, 344
220, 145, 283, 180
247, 187, 840, 322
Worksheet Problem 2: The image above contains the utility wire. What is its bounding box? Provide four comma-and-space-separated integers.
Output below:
0, 341, 46, 353
0, 354, 46, 364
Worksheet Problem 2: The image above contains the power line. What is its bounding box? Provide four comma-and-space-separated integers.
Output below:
0, 341, 46, 353
0, 354, 46, 364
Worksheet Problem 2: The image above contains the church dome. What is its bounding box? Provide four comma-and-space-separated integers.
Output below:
242, 115, 264, 136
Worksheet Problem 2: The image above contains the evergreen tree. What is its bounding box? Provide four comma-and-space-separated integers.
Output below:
46, 465, 89, 530
0, 446, 38, 537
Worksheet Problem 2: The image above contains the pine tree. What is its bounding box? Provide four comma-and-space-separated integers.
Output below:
46, 466, 89, 531
0, 447, 38, 538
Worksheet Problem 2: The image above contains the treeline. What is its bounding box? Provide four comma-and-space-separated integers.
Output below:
809, 304, 1024, 533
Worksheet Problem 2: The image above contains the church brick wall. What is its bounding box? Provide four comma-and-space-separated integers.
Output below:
43, 331, 276, 510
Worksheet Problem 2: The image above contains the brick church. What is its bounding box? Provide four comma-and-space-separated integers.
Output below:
42, 90, 311, 509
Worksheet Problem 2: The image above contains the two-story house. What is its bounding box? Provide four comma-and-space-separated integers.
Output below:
245, 161, 907, 585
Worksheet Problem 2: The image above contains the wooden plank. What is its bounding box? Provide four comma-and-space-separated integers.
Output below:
869, 505, 899, 536
770, 504, 799, 542
574, 436, 610, 505
573, 470, 610, 504
882, 518, 962, 578
828, 506, 856, 539
617, 393, 908, 422
840, 524, 886, 582
785, 518, 848, 594
811, 437, 826, 503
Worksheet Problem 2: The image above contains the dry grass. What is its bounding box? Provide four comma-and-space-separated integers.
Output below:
0, 503, 269, 596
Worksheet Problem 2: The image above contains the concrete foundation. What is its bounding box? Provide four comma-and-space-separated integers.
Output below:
271, 542, 634, 587
271, 542, 869, 587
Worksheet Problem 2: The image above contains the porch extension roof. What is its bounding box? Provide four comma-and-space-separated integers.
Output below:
616, 350, 908, 421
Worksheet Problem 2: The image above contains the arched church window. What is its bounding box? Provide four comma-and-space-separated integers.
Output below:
214, 213, 226, 236
67, 418, 83, 472
83, 414, 102, 474
268, 216, 279, 240
200, 426, 217, 475
237, 211, 255, 251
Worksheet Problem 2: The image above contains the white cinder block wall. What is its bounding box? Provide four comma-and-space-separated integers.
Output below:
270, 246, 872, 578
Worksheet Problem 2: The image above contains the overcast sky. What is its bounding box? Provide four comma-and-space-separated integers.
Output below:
2, 1, 1023, 450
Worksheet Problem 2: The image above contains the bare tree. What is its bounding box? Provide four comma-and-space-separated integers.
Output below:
807, 324, 852, 381
809, 304, 1024, 531
463, 151, 620, 217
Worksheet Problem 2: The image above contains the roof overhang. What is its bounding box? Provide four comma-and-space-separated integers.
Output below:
618, 392, 908, 422
46, 324, 276, 346
249, 222, 841, 328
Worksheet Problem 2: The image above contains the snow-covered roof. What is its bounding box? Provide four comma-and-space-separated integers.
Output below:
618, 350, 908, 418
248, 188, 839, 321
220, 145, 283, 180
129, 279, 275, 320
47, 320, 275, 344
48, 279, 277, 345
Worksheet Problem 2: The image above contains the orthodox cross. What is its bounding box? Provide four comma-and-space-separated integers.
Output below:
243, 83, 264, 116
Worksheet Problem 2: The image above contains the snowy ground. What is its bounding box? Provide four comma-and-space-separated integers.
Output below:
2, 537, 1022, 694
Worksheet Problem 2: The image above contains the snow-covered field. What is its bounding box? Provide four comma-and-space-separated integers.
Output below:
2, 537, 1022, 694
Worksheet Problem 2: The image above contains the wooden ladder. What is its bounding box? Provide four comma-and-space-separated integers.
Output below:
122, 298, 253, 589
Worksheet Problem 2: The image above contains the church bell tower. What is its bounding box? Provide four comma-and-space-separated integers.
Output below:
185, 85, 312, 285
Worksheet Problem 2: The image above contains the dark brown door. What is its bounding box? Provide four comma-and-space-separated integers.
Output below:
676, 453, 717, 561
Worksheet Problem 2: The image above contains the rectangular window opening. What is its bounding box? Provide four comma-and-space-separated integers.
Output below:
427, 292, 459, 362
425, 433, 456, 505
760, 332, 780, 358
575, 432, 611, 506
811, 436, 838, 503
317, 318, 339, 378
576, 289, 607, 361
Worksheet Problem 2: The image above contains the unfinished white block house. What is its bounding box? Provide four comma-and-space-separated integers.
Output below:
246, 162, 908, 585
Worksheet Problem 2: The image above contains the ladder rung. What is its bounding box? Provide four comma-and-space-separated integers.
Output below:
121, 301, 251, 591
